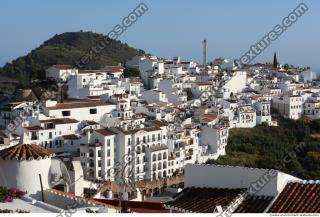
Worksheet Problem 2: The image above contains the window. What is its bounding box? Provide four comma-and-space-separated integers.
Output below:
152, 154, 156, 161
98, 150, 101, 157
89, 159, 94, 167
62, 110, 71, 116
158, 153, 162, 161
107, 149, 110, 157
107, 159, 111, 166
107, 139, 110, 147
89, 150, 94, 158
158, 134, 161, 140
90, 108, 97, 114
136, 146, 141, 154
163, 162, 167, 169
163, 152, 167, 159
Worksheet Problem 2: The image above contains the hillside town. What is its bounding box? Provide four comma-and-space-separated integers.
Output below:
0, 54, 319, 214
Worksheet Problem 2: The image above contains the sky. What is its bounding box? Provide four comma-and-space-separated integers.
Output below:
0, 0, 319, 71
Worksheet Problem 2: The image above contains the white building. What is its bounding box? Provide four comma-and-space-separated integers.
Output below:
46, 65, 77, 81
0, 144, 54, 200
272, 94, 303, 120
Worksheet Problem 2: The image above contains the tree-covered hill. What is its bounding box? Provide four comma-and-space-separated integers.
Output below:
207, 118, 320, 180
0, 31, 146, 82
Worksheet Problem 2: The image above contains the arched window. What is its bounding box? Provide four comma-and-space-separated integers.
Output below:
158, 153, 162, 161
163, 161, 167, 169
152, 154, 156, 161
158, 162, 162, 170
163, 171, 167, 177
152, 163, 156, 171
163, 152, 167, 159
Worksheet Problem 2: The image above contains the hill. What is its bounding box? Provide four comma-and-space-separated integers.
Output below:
0, 31, 146, 85
207, 118, 320, 180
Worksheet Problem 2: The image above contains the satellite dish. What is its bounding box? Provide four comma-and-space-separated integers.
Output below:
50, 158, 72, 189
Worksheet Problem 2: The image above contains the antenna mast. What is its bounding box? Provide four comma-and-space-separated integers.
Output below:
203, 38, 207, 65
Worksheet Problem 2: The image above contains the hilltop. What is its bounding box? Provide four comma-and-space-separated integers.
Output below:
0, 31, 146, 85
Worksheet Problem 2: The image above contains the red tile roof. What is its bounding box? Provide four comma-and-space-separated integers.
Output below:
95, 128, 116, 136
95, 199, 170, 213
46, 189, 118, 210
24, 126, 43, 131
234, 195, 274, 213
164, 187, 245, 213
105, 65, 125, 73
78, 69, 108, 74
40, 118, 79, 124
268, 181, 320, 213
201, 113, 218, 122
0, 144, 54, 161
46, 100, 111, 110
62, 134, 80, 140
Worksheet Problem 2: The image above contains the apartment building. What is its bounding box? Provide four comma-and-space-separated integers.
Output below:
272, 94, 303, 120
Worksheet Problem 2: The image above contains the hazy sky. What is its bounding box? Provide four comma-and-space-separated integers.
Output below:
0, 0, 319, 71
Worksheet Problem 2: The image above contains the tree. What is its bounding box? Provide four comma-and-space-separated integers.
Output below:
273, 52, 278, 68
123, 67, 140, 78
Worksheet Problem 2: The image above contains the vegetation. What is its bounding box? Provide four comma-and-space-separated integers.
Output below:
273, 52, 278, 68
207, 118, 320, 179
0, 186, 27, 203
123, 67, 140, 78
0, 31, 146, 85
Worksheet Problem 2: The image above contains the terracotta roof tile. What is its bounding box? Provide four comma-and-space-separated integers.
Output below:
40, 118, 79, 124
234, 195, 274, 213
268, 182, 320, 213
62, 134, 80, 140
0, 144, 54, 161
24, 126, 44, 131
46, 100, 111, 110
95, 128, 116, 136
164, 187, 245, 213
